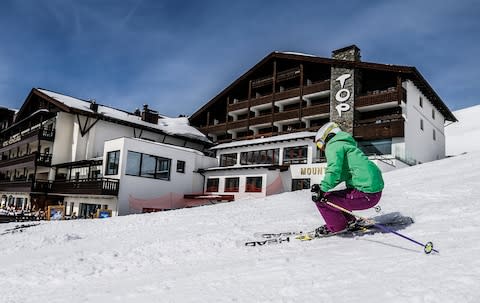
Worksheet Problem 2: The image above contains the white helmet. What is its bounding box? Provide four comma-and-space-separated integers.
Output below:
314, 122, 341, 149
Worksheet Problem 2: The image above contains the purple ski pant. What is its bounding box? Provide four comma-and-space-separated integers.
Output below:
315, 188, 382, 232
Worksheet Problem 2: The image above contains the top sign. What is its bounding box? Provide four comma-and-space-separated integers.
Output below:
334, 73, 352, 117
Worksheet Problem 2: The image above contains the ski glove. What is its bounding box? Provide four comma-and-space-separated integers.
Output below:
311, 184, 325, 203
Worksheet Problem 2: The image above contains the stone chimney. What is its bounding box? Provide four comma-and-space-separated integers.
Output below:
89, 100, 98, 112
329, 45, 362, 134
141, 104, 159, 124
332, 45, 361, 62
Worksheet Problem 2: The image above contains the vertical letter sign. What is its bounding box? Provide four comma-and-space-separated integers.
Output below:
335, 74, 351, 117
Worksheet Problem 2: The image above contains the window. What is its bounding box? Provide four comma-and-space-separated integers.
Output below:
206, 178, 219, 192
292, 179, 311, 191
106, 150, 120, 175
155, 157, 171, 180
432, 109, 435, 120
126, 151, 141, 176
224, 177, 239, 192
240, 149, 279, 165
246, 177, 262, 192
419, 96, 423, 108
420, 119, 424, 131
140, 154, 156, 178
126, 151, 171, 180
313, 148, 326, 163
358, 139, 392, 156
176, 160, 185, 173
283, 146, 308, 164
433, 129, 436, 141
220, 153, 237, 167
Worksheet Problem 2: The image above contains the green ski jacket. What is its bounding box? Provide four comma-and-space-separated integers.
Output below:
320, 131, 384, 193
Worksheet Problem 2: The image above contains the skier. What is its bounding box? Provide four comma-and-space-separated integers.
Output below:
311, 122, 384, 236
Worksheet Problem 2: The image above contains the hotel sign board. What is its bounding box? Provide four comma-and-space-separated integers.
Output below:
290, 163, 328, 180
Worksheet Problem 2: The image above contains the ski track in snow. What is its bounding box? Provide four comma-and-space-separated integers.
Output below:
1, 151, 480, 302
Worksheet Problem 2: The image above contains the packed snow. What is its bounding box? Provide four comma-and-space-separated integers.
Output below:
1, 104, 479, 302
1, 150, 480, 302
445, 105, 480, 156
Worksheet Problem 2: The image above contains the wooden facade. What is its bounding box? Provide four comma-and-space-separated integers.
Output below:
189, 48, 456, 144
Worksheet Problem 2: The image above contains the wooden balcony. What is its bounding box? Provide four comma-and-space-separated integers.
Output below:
228, 99, 250, 112
51, 178, 119, 196
249, 115, 271, 127
302, 104, 330, 117
274, 88, 301, 101
354, 120, 404, 140
228, 81, 330, 112
0, 128, 55, 153
198, 123, 226, 134
0, 153, 52, 169
0, 153, 36, 169
0, 179, 33, 192
274, 109, 300, 122
250, 95, 273, 108
227, 119, 248, 130
303, 80, 330, 95
356, 88, 406, 109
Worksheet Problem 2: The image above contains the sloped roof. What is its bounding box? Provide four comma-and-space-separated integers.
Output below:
33, 88, 212, 144
211, 131, 316, 150
190, 51, 457, 122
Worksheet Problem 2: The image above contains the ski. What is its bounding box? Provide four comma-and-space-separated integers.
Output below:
253, 231, 306, 239
242, 212, 414, 246
241, 236, 291, 247
295, 225, 373, 241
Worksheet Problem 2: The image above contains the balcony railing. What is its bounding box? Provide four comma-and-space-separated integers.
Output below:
227, 119, 248, 130
0, 153, 52, 169
302, 104, 330, 117
0, 178, 119, 196
249, 115, 272, 127
0, 179, 34, 192
35, 153, 52, 166
51, 178, 120, 196
354, 119, 404, 140
274, 109, 300, 122
356, 87, 406, 108
274, 88, 300, 101
303, 80, 330, 95
229, 80, 330, 112
0, 128, 55, 152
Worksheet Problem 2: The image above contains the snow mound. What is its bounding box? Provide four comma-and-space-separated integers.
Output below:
1, 151, 480, 302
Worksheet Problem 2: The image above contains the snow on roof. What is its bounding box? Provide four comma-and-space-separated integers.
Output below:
37, 89, 211, 143
211, 131, 317, 150
0, 106, 18, 113
276, 51, 318, 57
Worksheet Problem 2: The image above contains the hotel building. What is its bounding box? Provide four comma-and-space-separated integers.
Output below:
189, 45, 457, 199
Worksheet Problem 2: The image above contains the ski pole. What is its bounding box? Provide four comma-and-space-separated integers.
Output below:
324, 200, 439, 254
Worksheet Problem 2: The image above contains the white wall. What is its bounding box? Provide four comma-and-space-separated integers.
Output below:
207, 137, 320, 199
403, 80, 446, 164
53, 113, 203, 165
204, 170, 269, 200
63, 196, 118, 217
104, 137, 217, 215
51, 112, 74, 165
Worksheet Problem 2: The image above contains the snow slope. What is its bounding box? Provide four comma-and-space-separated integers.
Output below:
445, 104, 480, 156
1, 151, 480, 302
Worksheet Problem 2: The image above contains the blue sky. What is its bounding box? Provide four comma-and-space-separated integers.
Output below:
0, 0, 478, 117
